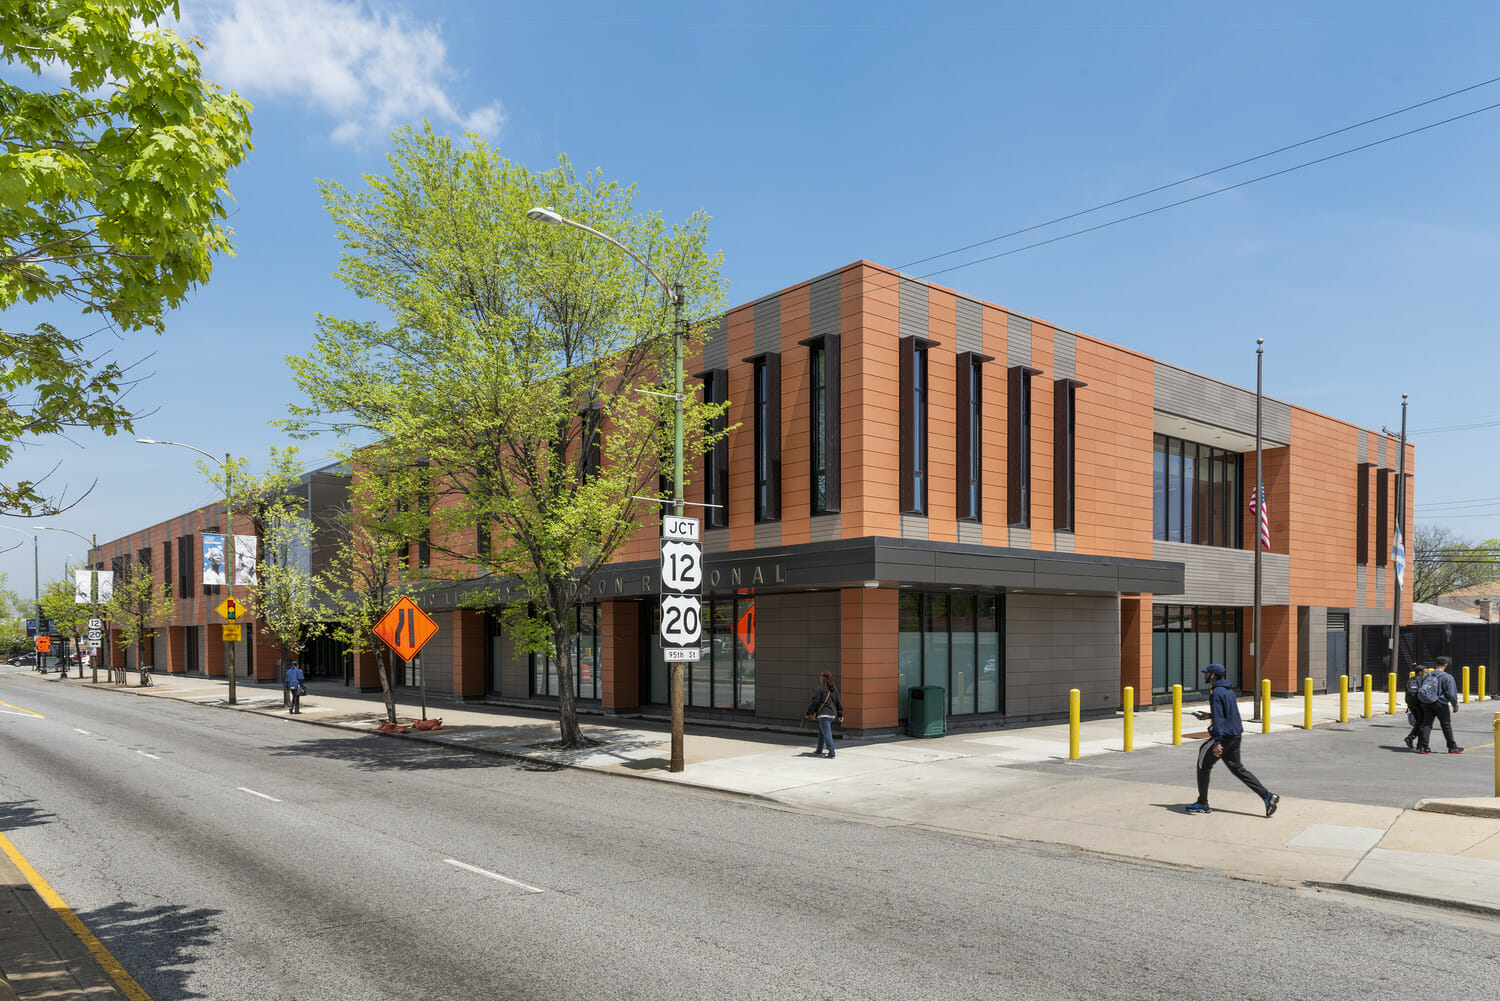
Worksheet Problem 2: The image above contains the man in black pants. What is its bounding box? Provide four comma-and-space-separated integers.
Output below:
1416, 655, 1463, 754
1186, 663, 1279, 817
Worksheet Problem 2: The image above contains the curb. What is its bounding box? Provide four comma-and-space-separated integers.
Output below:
1305, 880, 1500, 920
1413, 799, 1500, 820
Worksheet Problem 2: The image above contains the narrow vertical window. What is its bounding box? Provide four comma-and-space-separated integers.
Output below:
177, 535, 190, 600
746, 353, 781, 522
956, 352, 992, 519
799, 334, 841, 515
162, 540, 172, 596
698, 369, 729, 528
1376, 469, 1389, 566
477, 521, 491, 557
1053, 378, 1083, 531
899, 337, 934, 515
1007, 365, 1039, 527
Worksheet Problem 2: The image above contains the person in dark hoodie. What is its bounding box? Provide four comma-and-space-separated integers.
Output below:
1186, 663, 1278, 817
804, 671, 843, 758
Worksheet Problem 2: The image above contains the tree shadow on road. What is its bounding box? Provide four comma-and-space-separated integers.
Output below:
263, 733, 544, 773
0, 799, 56, 831
79, 899, 221, 1001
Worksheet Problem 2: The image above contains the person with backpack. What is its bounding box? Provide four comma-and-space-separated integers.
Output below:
1415, 655, 1462, 754
285, 660, 306, 715
1185, 663, 1279, 817
804, 671, 843, 759
1403, 665, 1427, 749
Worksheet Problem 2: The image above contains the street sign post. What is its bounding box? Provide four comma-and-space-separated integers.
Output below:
374, 596, 439, 720
659, 516, 702, 662
222, 624, 242, 642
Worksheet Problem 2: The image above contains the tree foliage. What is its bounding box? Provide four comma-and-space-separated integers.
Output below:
0, 0, 254, 516
1410, 523, 1500, 604
104, 554, 170, 685
284, 125, 728, 745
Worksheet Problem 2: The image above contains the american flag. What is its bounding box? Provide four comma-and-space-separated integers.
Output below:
1248, 482, 1270, 550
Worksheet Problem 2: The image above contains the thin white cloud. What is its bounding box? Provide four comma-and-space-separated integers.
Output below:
179, 0, 504, 146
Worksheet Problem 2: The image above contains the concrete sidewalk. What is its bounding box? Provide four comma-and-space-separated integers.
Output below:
3, 672, 1497, 999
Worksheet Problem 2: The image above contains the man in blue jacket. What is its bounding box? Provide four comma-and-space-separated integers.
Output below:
285, 660, 306, 715
1415, 655, 1462, 754
1186, 663, 1279, 817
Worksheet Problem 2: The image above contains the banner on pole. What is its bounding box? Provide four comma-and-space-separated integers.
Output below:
95, 570, 114, 603
1392, 525, 1406, 588
202, 533, 226, 586
74, 569, 91, 603
234, 536, 257, 586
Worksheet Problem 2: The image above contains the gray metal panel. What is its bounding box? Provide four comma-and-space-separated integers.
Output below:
1152, 361, 1292, 445
1375, 566, 1386, 607
1006, 313, 1032, 366
1358, 428, 1369, 465
809, 514, 841, 543
702, 315, 728, 372
1008, 526, 1031, 548
1054, 531, 1075, 553
1052, 329, 1076, 382
809, 273, 840, 336
1151, 541, 1289, 605
1376, 432, 1388, 468
753, 296, 781, 356
754, 520, 781, 549
901, 514, 929, 540
1356, 564, 1366, 607
704, 527, 730, 555
899, 278, 928, 340
957, 521, 983, 546
1006, 594, 1119, 717
956, 297, 984, 355
755, 592, 840, 721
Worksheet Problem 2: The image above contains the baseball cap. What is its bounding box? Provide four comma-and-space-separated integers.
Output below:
1201, 663, 1226, 679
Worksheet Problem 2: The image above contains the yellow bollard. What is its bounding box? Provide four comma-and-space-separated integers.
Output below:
1462, 665, 1470, 704
1123, 686, 1134, 752
1262, 679, 1272, 733
1172, 684, 1182, 746
1339, 675, 1348, 723
1480, 665, 1487, 702
1363, 675, 1373, 719
1304, 677, 1313, 730
1387, 672, 1397, 715
1069, 689, 1080, 760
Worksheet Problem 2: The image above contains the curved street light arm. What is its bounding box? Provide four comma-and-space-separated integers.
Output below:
525, 207, 681, 304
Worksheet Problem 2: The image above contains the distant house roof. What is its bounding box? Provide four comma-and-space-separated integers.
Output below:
1438, 581, 1500, 599
1413, 602, 1484, 624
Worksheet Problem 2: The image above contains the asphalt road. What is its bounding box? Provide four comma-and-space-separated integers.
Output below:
1, 673, 1497, 1001
1031, 701, 1498, 808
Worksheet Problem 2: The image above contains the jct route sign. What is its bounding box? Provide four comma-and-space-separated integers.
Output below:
660, 516, 702, 662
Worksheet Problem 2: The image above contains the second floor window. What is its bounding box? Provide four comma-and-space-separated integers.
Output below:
957, 353, 989, 520
802, 334, 840, 515
1007, 366, 1038, 527
700, 369, 729, 528
1152, 433, 1242, 548
899, 338, 932, 515
748, 353, 781, 522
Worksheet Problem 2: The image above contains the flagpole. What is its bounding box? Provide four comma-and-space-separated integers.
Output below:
1253, 339, 1263, 719
1391, 394, 1408, 677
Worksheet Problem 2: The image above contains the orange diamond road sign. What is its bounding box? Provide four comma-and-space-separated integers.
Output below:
373, 596, 438, 662
215, 597, 244, 621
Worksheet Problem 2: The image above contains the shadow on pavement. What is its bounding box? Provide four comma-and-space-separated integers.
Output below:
80, 899, 221, 1001
264, 734, 533, 772
0, 799, 56, 831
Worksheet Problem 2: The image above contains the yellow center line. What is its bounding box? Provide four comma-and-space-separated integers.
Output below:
0, 699, 43, 718
0, 831, 152, 1001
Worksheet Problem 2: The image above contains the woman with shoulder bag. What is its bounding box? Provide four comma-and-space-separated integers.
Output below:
803, 671, 844, 758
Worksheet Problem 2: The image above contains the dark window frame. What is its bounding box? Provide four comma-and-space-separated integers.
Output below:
697, 368, 730, 528
899, 336, 938, 515
1376, 469, 1389, 567
956, 351, 994, 520
1053, 378, 1085, 531
1007, 365, 1041, 527
798, 334, 841, 515
1356, 462, 1372, 565
1152, 435, 1243, 549
745, 352, 781, 523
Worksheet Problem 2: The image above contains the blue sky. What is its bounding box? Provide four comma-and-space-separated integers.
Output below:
5, 0, 1500, 596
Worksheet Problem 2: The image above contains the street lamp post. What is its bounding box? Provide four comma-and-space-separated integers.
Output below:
37, 526, 100, 683
525, 206, 689, 772
138, 438, 239, 705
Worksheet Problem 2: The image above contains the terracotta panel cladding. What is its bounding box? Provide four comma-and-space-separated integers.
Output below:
1074, 339, 1153, 559
925, 287, 957, 539
724, 306, 757, 551
1029, 323, 1055, 547
846, 265, 902, 537
780, 285, 812, 545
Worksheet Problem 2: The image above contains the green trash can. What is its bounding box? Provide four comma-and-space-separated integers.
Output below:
906, 685, 946, 737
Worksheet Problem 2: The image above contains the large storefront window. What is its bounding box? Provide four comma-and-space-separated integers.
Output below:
532, 604, 599, 700
649, 597, 755, 711
1152, 605, 1242, 696
898, 592, 1003, 719
1153, 434, 1241, 548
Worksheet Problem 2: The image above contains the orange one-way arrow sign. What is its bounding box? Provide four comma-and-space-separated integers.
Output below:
373, 595, 438, 662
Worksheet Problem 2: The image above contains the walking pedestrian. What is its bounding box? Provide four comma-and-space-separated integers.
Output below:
1185, 663, 1279, 817
285, 660, 306, 714
804, 671, 843, 758
1415, 655, 1462, 754
1403, 664, 1427, 749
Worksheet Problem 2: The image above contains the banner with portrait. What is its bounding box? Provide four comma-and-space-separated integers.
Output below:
75, 569, 92, 604
234, 536, 257, 586
202, 533, 226, 586
96, 570, 114, 603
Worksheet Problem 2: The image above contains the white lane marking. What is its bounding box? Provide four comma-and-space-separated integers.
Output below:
237, 787, 282, 803
443, 859, 545, 894
74, 728, 92, 735
0, 709, 41, 718
136, 750, 161, 760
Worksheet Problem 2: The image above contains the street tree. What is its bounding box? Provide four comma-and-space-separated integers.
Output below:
104, 555, 171, 685
284, 125, 728, 747
37, 570, 90, 675
1411, 524, 1500, 604
0, 0, 254, 516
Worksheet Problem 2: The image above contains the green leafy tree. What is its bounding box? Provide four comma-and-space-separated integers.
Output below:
0, 574, 27, 655
1411, 524, 1500, 604
0, 0, 254, 516
104, 555, 170, 685
284, 124, 729, 746
37, 569, 90, 674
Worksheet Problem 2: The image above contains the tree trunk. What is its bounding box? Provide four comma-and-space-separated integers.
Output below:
279, 641, 289, 708
377, 646, 397, 724
554, 623, 584, 747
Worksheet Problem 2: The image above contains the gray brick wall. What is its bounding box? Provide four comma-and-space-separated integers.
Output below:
755, 592, 841, 721
901, 514, 929, 540
1005, 594, 1119, 717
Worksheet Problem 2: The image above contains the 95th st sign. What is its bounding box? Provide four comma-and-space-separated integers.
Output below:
659, 515, 702, 662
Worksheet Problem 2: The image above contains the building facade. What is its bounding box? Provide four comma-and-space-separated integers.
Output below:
96, 261, 1417, 729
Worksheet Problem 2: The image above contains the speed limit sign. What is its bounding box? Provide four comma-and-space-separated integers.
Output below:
660, 516, 702, 662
